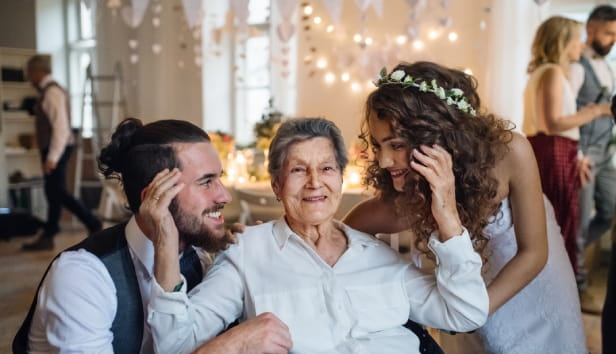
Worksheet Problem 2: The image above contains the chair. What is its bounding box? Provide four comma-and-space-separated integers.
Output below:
235, 188, 283, 225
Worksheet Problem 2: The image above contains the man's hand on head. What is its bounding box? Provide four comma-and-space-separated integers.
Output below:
191, 312, 292, 354
140, 168, 185, 292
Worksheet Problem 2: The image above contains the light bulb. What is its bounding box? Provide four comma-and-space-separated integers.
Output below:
325, 72, 336, 83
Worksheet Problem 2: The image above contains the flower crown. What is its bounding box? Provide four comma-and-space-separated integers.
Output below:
373, 67, 477, 116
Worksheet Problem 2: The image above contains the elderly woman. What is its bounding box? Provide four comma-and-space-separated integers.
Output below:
146, 118, 488, 354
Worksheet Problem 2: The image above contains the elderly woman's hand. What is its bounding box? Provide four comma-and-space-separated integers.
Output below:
140, 168, 186, 291
410, 145, 463, 241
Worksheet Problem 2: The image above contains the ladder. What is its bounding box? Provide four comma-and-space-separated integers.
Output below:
73, 62, 130, 222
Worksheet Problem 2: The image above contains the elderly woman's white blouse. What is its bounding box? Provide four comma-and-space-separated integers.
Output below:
148, 219, 488, 354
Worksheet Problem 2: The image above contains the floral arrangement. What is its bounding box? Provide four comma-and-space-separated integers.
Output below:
348, 138, 369, 167
373, 67, 477, 116
209, 131, 235, 162
254, 98, 283, 151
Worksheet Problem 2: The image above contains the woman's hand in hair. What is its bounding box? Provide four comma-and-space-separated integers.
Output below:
410, 145, 463, 241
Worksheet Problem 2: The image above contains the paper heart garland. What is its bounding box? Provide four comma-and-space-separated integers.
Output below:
277, 22, 295, 43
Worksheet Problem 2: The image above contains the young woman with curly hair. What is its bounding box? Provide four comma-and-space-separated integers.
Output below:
344, 61, 586, 353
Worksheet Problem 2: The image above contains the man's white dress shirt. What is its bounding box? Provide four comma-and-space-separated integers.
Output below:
27, 217, 211, 353
570, 47, 615, 97
37, 75, 74, 163
148, 218, 489, 354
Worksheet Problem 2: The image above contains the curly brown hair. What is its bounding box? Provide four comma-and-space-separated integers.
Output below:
360, 61, 514, 254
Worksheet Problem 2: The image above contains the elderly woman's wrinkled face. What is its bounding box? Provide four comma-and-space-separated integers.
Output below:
273, 137, 343, 226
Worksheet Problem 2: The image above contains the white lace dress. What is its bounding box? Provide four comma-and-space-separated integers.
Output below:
438, 196, 587, 354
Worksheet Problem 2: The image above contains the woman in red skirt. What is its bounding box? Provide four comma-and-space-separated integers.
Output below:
523, 16, 610, 274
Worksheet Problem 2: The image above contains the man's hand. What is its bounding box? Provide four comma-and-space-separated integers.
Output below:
227, 220, 264, 244
43, 160, 57, 174
139, 168, 185, 292
192, 313, 292, 354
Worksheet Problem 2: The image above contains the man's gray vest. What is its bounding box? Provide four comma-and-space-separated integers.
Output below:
576, 55, 615, 151
12, 223, 203, 353
34, 81, 72, 151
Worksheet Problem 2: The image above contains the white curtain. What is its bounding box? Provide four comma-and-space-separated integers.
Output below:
484, 0, 550, 131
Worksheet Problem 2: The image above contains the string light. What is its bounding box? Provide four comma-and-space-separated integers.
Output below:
326, 25, 334, 33
316, 58, 328, 69
341, 72, 350, 82
464, 68, 473, 75
353, 33, 362, 43
325, 72, 336, 83
428, 29, 439, 40
365, 37, 373, 45
412, 40, 424, 50
396, 35, 407, 45
448, 32, 458, 41
303, 6, 313, 15
313, 16, 322, 24
351, 82, 360, 92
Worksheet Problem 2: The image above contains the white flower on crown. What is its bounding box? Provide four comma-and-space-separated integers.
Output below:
436, 87, 446, 99
390, 70, 406, 81
450, 88, 464, 97
457, 99, 470, 112
372, 67, 478, 116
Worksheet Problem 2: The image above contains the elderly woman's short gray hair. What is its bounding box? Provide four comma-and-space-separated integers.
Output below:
268, 117, 348, 184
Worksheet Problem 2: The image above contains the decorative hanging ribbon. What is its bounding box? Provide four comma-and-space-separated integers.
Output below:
230, 0, 250, 31
321, 0, 344, 24
121, 0, 149, 28
181, 0, 203, 29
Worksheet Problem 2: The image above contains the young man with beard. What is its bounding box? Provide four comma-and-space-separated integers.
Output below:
570, 4, 616, 315
13, 118, 291, 353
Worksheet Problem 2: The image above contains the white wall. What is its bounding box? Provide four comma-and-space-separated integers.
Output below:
95, 2, 202, 127
0, 0, 36, 49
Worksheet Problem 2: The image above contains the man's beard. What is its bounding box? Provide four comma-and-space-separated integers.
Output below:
169, 200, 234, 253
591, 39, 613, 57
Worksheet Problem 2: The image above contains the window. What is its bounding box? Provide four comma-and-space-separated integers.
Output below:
67, 0, 96, 137
232, 0, 272, 145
